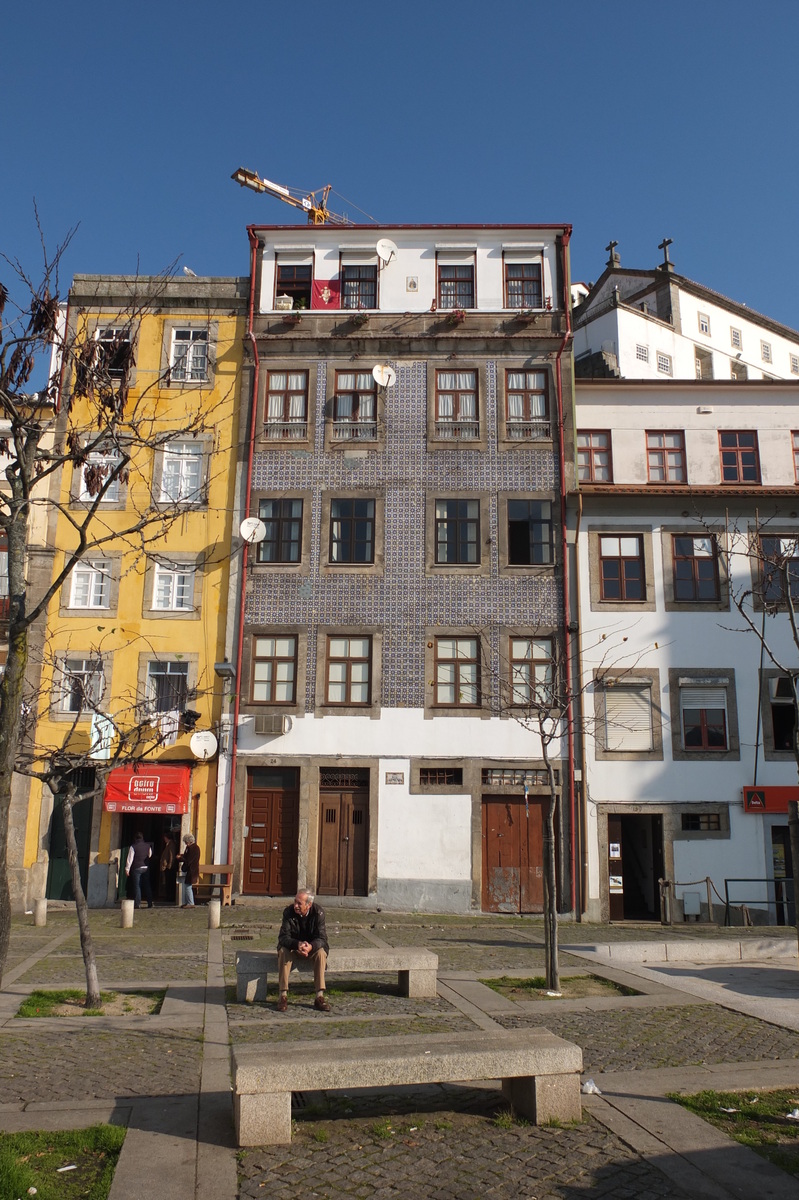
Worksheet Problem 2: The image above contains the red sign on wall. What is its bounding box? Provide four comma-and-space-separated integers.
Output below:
742, 786, 799, 814
103, 764, 191, 815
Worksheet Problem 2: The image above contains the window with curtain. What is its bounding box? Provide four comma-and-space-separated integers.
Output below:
435, 371, 478, 439
265, 371, 308, 439
506, 371, 548, 438
333, 372, 377, 440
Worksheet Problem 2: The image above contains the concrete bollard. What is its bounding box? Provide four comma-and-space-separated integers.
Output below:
33, 898, 47, 927
121, 899, 135, 928
208, 899, 221, 929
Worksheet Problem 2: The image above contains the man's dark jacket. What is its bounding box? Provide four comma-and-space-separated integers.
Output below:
277, 902, 329, 954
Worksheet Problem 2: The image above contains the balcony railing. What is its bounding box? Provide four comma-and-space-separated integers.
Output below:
506, 419, 551, 440
331, 419, 378, 442
434, 420, 480, 440
264, 419, 308, 441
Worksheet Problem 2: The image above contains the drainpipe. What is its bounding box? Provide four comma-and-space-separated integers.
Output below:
226, 227, 261, 867
573, 491, 589, 913
554, 229, 576, 913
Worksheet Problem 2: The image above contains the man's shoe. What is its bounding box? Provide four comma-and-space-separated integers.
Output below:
277, 995, 288, 1012
314, 995, 331, 1012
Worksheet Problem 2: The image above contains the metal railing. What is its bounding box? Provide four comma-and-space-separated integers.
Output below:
724, 877, 795, 926
434, 420, 480, 440
331, 420, 378, 442
263, 420, 308, 441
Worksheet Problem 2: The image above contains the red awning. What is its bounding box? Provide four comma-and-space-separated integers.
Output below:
742, 785, 799, 815
103, 764, 191, 815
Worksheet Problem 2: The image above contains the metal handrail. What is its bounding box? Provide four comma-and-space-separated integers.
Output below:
723, 876, 795, 926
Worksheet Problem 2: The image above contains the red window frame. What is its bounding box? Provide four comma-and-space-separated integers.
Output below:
437, 263, 475, 310
577, 431, 613, 483
599, 534, 646, 602
672, 536, 720, 602
264, 370, 308, 439
719, 431, 760, 483
504, 261, 542, 309
646, 430, 686, 483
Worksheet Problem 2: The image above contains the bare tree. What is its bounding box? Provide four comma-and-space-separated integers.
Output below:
0, 233, 225, 993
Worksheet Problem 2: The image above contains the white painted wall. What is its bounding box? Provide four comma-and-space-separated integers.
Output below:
376, 759, 472, 882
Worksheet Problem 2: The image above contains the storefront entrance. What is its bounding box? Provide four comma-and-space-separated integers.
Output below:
118, 813, 183, 903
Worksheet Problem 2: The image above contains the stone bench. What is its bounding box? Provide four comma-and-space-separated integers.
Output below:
231, 1029, 583, 1145
235, 947, 438, 1002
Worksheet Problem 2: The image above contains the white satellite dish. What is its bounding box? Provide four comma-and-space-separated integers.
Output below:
376, 237, 397, 266
372, 364, 396, 389
190, 730, 218, 761
240, 517, 267, 544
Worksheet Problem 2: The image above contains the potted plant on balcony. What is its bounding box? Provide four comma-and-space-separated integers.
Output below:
349, 309, 369, 329
445, 308, 466, 326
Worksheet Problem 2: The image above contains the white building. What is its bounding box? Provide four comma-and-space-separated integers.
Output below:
573, 246, 799, 384
222, 221, 579, 914
575, 377, 799, 924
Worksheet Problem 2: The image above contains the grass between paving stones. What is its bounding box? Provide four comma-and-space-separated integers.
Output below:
672, 1088, 799, 1177
480, 974, 639, 1000
16, 988, 165, 1017
0, 1124, 125, 1200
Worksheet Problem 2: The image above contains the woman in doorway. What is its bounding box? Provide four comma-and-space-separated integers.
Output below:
160, 833, 176, 902
178, 833, 200, 907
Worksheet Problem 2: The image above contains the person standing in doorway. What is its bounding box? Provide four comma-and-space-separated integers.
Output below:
160, 833, 176, 901
125, 833, 153, 909
178, 833, 200, 907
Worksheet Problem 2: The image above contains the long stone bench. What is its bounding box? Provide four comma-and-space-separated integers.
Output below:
231, 1029, 583, 1145
235, 947, 438, 1002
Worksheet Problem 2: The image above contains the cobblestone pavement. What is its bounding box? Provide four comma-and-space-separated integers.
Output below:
16, 953, 208, 983
0, 1025, 202, 1103
496, 1003, 799, 1072
227, 978, 457, 1021
233, 1014, 473, 1045
238, 1104, 692, 1200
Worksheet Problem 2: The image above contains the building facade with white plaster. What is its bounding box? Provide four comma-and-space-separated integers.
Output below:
575, 377, 799, 924
221, 222, 578, 914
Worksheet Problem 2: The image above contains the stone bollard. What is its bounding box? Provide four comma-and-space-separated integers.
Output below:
208, 899, 221, 929
121, 899, 135, 928
33, 898, 47, 927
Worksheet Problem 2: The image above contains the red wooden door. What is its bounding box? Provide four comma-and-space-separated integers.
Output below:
481, 794, 544, 913
244, 768, 298, 895
317, 775, 369, 897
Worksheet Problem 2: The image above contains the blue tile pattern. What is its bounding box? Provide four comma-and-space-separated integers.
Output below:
249, 359, 561, 711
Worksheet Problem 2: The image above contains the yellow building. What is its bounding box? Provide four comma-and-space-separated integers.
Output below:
16, 274, 247, 907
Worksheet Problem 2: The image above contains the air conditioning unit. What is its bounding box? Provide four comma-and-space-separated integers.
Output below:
254, 713, 292, 736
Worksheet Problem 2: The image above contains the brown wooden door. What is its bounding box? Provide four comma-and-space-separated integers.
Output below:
317, 787, 369, 896
481, 794, 544, 913
244, 768, 299, 896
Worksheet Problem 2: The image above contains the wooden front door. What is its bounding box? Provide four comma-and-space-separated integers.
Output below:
317, 769, 369, 896
481, 794, 544, 913
244, 767, 299, 896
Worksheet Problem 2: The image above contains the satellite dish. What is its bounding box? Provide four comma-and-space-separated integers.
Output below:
190, 730, 218, 761
376, 238, 397, 266
240, 517, 267, 544
372, 364, 396, 389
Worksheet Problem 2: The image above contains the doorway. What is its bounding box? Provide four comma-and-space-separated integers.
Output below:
243, 767, 299, 895
481, 794, 545, 913
118, 813, 182, 903
607, 813, 664, 920
771, 825, 795, 926
317, 768, 369, 897
46, 769, 95, 901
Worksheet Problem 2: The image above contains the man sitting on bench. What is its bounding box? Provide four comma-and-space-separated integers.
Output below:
277, 890, 330, 1013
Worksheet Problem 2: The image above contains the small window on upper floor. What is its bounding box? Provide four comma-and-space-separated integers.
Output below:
153, 562, 195, 611
435, 370, 478, 440
507, 500, 553, 565
577, 431, 612, 483
96, 327, 133, 380
792, 432, 799, 484
719, 431, 759, 483
636, 344, 649, 363
159, 440, 204, 503
646, 431, 686, 483
78, 446, 122, 503
326, 635, 372, 705
730, 327, 743, 350
759, 535, 799, 607
330, 498, 375, 564
657, 352, 672, 376
672, 536, 720, 603
434, 636, 480, 707
767, 675, 796, 752
437, 263, 474, 310
504, 261, 542, 310
341, 265, 376, 310
70, 559, 112, 609
265, 371, 308, 441
761, 341, 772, 364
257, 499, 303, 563
695, 347, 713, 379
698, 312, 711, 335
505, 370, 548, 440
252, 635, 297, 704
275, 261, 312, 310
59, 656, 104, 715
435, 499, 480, 566
599, 535, 646, 602
791, 354, 799, 376
680, 684, 728, 752
332, 371, 377, 442
170, 329, 208, 384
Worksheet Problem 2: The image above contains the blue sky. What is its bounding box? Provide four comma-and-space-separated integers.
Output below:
4, 0, 798, 330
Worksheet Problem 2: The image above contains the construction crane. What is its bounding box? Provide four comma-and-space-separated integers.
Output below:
231, 167, 352, 225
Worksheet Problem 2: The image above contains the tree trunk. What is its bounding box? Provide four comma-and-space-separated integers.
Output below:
0, 621, 29, 987
59, 782, 101, 1007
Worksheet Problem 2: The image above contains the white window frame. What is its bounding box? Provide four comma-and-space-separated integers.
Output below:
159, 441, 203, 503
77, 448, 122, 503
635, 344, 649, 363
761, 340, 772, 364
698, 312, 710, 335
791, 354, 799, 376
730, 327, 742, 350
70, 559, 111, 609
60, 657, 104, 714
95, 326, 132, 378
656, 352, 672, 376
146, 660, 190, 714
153, 562, 195, 611
170, 328, 209, 383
